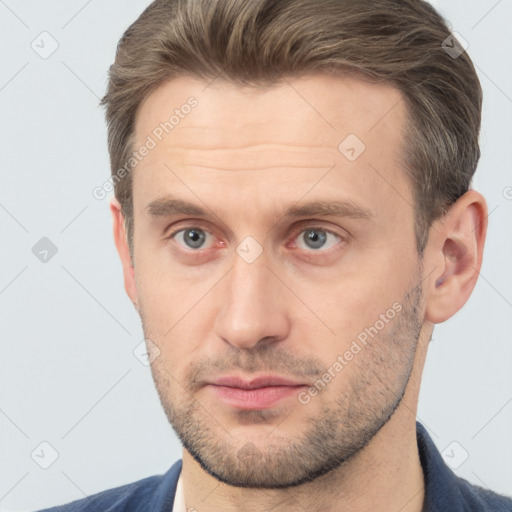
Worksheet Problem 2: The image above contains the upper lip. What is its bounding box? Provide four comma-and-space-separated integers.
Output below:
209, 375, 307, 389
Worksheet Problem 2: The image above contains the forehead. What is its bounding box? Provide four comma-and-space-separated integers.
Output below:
131, 73, 411, 225
135, 73, 405, 152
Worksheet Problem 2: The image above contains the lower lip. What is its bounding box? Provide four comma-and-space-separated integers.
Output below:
208, 384, 306, 410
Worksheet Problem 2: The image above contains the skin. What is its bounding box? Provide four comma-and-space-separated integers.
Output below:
111, 74, 487, 512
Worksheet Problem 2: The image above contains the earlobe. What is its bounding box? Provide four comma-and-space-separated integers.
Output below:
110, 197, 138, 308
424, 190, 487, 324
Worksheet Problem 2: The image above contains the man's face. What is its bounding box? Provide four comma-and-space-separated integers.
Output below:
128, 74, 427, 487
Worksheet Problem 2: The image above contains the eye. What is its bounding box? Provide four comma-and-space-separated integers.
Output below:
169, 227, 215, 250
293, 228, 341, 251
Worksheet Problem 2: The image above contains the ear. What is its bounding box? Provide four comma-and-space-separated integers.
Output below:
424, 190, 488, 324
110, 197, 138, 309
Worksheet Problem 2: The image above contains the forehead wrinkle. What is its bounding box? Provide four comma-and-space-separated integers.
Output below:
161, 142, 341, 172
164, 141, 336, 151
173, 164, 334, 172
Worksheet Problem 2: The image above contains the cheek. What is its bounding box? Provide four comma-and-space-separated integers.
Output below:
135, 265, 216, 361
314, 264, 413, 348
135, 250, 197, 311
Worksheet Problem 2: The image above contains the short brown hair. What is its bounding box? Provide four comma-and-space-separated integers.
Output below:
102, 0, 482, 257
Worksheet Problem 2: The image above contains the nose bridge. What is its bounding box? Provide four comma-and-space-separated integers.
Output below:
213, 244, 289, 349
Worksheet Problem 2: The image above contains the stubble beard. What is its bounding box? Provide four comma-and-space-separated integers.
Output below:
143, 278, 424, 488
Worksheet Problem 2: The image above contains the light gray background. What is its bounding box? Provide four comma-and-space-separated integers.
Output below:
1, 1, 511, 510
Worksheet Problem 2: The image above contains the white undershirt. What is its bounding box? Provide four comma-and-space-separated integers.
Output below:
171, 472, 186, 512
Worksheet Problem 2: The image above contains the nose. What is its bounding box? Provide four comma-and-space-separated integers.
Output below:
213, 247, 291, 350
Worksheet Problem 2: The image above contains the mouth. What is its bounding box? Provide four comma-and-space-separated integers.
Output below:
205, 375, 309, 410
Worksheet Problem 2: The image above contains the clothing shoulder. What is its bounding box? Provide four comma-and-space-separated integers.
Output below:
35, 475, 162, 512
34, 461, 182, 512
416, 421, 512, 512
455, 475, 512, 511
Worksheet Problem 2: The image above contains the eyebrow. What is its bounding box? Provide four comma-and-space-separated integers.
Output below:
146, 195, 374, 222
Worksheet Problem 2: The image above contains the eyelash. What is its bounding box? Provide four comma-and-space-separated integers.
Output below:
165, 222, 346, 258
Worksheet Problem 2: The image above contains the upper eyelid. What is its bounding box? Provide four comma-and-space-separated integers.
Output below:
165, 218, 209, 234
167, 220, 343, 236
291, 223, 344, 237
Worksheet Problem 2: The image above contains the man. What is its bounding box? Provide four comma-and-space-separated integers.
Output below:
39, 0, 512, 510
